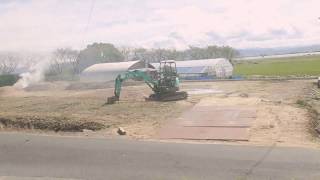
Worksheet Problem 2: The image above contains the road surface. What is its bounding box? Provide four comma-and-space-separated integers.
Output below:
0, 132, 319, 180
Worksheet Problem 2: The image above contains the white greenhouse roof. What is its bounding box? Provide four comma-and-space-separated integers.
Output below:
176, 58, 229, 67
83, 61, 139, 73
152, 58, 230, 68
83, 58, 232, 74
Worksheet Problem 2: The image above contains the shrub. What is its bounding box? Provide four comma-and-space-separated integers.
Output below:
0, 74, 20, 87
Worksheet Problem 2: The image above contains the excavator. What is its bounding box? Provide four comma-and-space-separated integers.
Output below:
107, 60, 188, 104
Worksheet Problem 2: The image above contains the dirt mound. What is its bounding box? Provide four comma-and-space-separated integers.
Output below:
0, 116, 105, 132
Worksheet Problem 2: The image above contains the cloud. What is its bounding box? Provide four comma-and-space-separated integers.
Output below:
0, 0, 319, 51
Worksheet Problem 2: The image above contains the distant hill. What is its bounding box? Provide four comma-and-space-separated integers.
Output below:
237, 45, 320, 57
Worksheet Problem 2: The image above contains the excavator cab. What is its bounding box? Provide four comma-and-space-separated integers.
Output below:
158, 60, 179, 92
147, 60, 187, 101
160, 60, 177, 76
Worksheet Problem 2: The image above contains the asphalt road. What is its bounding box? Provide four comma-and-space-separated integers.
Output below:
0, 133, 320, 180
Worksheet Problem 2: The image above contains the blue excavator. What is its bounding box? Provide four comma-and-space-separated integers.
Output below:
107, 60, 188, 104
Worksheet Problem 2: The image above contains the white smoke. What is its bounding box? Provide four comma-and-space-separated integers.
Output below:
14, 58, 50, 89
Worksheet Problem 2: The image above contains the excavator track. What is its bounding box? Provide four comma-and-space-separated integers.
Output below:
147, 91, 188, 102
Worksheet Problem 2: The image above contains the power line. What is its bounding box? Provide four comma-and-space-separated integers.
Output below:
82, 0, 96, 46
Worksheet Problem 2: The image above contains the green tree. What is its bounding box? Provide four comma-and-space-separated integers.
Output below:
182, 45, 239, 62
78, 43, 124, 71
219, 46, 239, 65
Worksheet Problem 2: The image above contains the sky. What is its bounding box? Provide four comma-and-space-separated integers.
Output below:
0, 0, 320, 51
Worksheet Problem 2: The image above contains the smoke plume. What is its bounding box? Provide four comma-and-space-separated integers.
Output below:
14, 58, 50, 89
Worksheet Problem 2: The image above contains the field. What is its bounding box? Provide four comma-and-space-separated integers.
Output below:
234, 55, 320, 76
0, 82, 194, 138
0, 80, 319, 147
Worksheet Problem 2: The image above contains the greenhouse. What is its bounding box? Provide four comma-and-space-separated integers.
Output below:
81, 58, 233, 81
176, 58, 233, 79
81, 60, 155, 81
152, 58, 233, 80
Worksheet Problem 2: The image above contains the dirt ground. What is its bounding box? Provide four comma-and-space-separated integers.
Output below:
0, 81, 194, 138
183, 80, 320, 147
0, 80, 319, 147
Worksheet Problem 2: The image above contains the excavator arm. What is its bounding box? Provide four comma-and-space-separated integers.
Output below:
107, 70, 158, 104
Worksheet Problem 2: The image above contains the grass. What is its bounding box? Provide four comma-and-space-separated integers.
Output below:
296, 99, 309, 108
234, 55, 320, 76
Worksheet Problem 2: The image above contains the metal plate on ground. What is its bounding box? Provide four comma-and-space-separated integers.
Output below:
157, 104, 256, 141
180, 107, 256, 127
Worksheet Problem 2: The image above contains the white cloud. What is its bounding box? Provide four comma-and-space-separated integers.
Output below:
0, 0, 319, 51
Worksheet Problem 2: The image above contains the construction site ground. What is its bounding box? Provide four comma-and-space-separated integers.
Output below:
0, 80, 319, 148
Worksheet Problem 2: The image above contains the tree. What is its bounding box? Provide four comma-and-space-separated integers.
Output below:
119, 46, 132, 61
0, 54, 19, 75
130, 48, 180, 63
51, 49, 64, 74
206, 45, 219, 58
78, 43, 124, 71
184, 46, 209, 60
180, 45, 238, 62
152, 49, 179, 62
48, 48, 80, 80
219, 46, 239, 65
23, 54, 41, 70
131, 48, 148, 61
64, 49, 80, 75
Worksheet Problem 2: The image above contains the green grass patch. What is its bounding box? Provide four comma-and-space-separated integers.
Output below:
296, 99, 309, 107
234, 55, 320, 76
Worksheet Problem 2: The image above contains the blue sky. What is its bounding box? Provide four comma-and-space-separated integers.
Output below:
0, 0, 319, 51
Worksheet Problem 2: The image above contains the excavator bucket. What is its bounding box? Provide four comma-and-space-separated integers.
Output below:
107, 96, 119, 104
